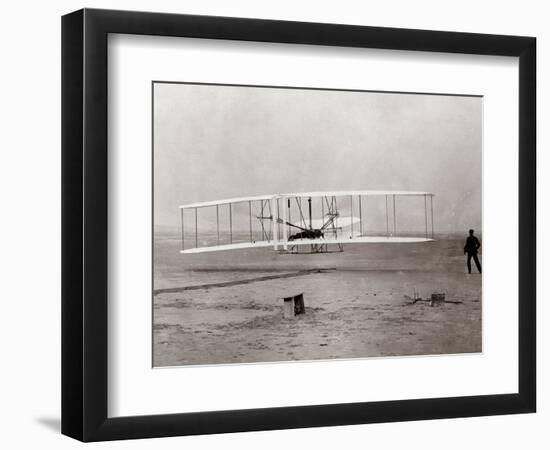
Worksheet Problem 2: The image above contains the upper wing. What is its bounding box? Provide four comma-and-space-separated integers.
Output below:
278, 190, 434, 199
182, 191, 435, 209
181, 191, 434, 209
179, 194, 274, 209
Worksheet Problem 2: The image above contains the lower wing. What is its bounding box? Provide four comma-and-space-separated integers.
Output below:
180, 236, 433, 254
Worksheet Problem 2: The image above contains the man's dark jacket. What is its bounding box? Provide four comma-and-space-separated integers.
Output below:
464, 236, 481, 254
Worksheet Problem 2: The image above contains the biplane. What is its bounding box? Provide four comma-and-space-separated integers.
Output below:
179, 191, 434, 254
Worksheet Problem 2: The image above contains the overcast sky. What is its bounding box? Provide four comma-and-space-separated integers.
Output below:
153, 82, 481, 234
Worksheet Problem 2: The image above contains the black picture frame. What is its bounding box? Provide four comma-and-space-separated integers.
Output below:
62, 8, 536, 442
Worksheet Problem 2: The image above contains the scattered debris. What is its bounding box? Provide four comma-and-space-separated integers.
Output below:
404, 290, 463, 307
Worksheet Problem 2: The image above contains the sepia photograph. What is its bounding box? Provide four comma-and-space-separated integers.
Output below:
152, 82, 482, 368
53, 4, 537, 444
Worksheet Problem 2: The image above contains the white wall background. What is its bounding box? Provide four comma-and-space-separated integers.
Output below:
0, 0, 546, 448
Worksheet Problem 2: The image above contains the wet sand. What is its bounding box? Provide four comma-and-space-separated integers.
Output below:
153, 237, 481, 367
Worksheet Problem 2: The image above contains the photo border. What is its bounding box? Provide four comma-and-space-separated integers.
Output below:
62, 8, 536, 441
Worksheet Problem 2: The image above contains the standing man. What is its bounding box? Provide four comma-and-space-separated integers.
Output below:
464, 229, 482, 274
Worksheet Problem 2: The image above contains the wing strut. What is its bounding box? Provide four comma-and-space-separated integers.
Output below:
282, 198, 288, 250
194, 208, 198, 248
295, 197, 307, 230
248, 200, 252, 242
287, 199, 291, 240
393, 194, 397, 236
308, 197, 312, 230
430, 195, 434, 238
229, 203, 232, 244
385, 195, 389, 236
216, 205, 220, 245
271, 198, 278, 249
276, 198, 281, 241
184, 209, 189, 250
424, 194, 428, 239
359, 194, 363, 236
350, 195, 354, 237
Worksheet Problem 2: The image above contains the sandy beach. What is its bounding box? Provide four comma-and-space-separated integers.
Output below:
153, 235, 481, 367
